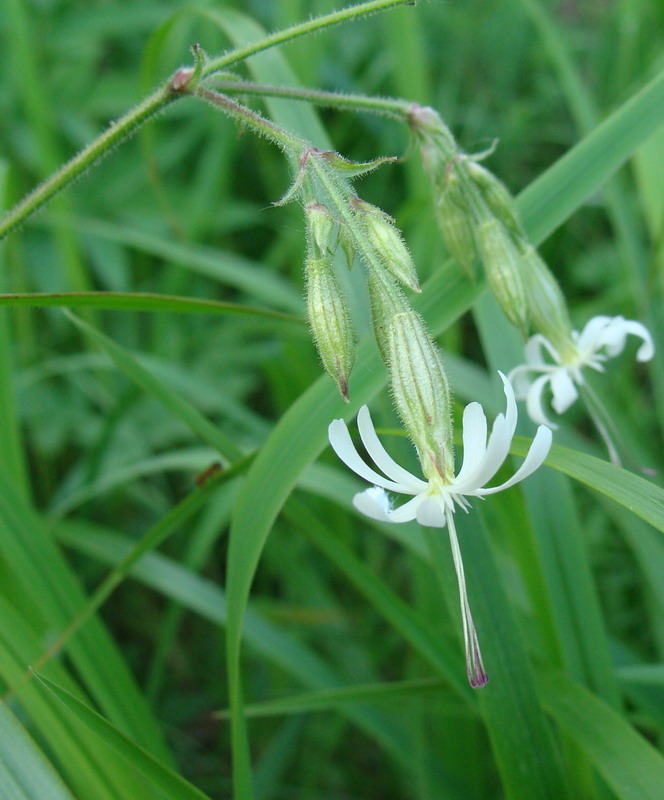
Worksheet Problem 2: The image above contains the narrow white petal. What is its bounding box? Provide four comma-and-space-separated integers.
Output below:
414, 496, 447, 527
476, 424, 552, 495
356, 405, 427, 492
352, 486, 393, 521
355, 491, 426, 524
452, 373, 516, 492
576, 315, 611, 356
387, 493, 431, 523
454, 402, 487, 483
525, 333, 560, 366
526, 373, 558, 428
599, 318, 654, 362
507, 363, 538, 399
328, 418, 409, 493
550, 368, 578, 414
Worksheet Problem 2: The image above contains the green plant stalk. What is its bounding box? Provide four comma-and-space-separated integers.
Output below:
0, 0, 414, 242
195, 88, 304, 153
201, 0, 415, 78
0, 85, 176, 241
209, 78, 411, 119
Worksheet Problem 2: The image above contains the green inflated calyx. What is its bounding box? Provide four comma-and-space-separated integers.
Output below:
305, 254, 355, 401
518, 243, 576, 358
477, 218, 530, 338
353, 197, 421, 292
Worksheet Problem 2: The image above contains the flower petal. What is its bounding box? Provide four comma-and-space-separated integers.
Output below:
352, 486, 394, 521
525, 333, 561, 366
454, 402, 487, 483
550, 368, 578, 414
526, 373, 558, 428
507, 363, 537, 399
414, 496, 447, 527
575, 315, 612, 356
356, 405, 427, 492
476, 424, 552, 495
597, 317, 654, 361
328, 418, 409, 493
452, 373, 516, 492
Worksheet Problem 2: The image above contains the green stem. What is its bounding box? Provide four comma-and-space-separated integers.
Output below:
0, 84, 178, 241
209, 78, 411, 119
195, 87, 304, 153
202, 0, 415, 77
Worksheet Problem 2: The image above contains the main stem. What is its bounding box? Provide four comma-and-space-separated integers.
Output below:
202, 0, 415, 77
0, 84, 179, 241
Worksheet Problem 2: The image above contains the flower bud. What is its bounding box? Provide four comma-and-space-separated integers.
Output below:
306, 255, 355, 400
476, 219, 529, 337
408, 105, 457, 162
518, 244, 575, 357
353, 197, 421, 292
467, 161, 523, 238
387, 310, 455, 480
435, 173, 480, 279
305, 202, 336, 258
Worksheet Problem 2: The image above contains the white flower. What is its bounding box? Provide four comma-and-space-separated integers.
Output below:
509, 315, 654, 428
328, 371, 552, 688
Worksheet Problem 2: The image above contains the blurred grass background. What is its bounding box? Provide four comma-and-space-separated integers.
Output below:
1, 0, 664, 798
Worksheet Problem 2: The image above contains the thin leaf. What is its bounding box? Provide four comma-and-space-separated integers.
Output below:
0, 291, 302, 323
510, 438, 664, 534
0, 702, 76, 800
539, 670, 664, 800
34, 674, 214, 800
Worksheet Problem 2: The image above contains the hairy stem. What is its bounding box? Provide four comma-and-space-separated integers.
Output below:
209, 78, 411, 119
202, 0, 415, 78
0, 84, 178, 240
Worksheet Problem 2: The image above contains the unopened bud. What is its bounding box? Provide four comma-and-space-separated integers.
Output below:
387, 310, 454, 480
519, 244, 575, 356
409, 105, 457, 162
467, 161, 522, 238
305, 202, 336, 257
306, 255, 355, 400
436, 173, 480, 279
353, 198, 421, 292
477, 219, 529, 337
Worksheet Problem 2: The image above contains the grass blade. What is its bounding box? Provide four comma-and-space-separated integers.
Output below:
540, 670, 664, 800
34, 674, 214, 800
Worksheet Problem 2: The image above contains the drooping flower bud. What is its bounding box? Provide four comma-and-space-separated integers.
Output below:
305, 202, 336, 258
518, 243, 575, 358
353, 197, 421, 292
305, 254, 355, 400
476, 218, 529, 337
435, 171, 481, 279
467, 161, 523, 238
387, 310, 455, 481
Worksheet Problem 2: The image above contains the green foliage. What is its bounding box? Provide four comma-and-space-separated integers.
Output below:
1, 0, 663, 798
